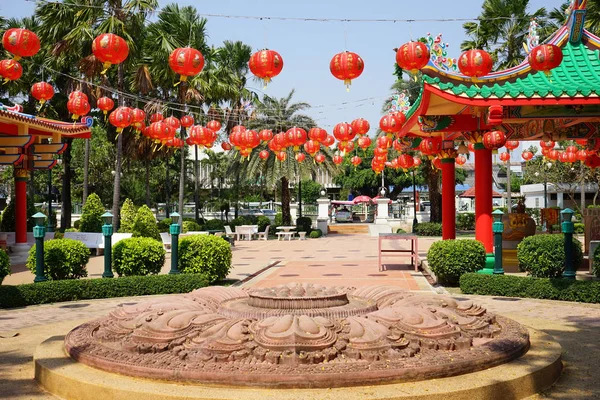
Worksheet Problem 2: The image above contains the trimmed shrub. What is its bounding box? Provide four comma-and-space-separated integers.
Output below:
274, 212, 283, 228
79, 193, 105, 233
229, 216, 256, 229
182, 220, 202, 233
460, 273, 600, 304
427, 239, 486, 286
26, 238, 90, 280
0, 274, 209, 309
396, 228, 407, 234
132, 205, 161, 241
257, 216, 271, 232
574, 223, 585, 234
309, 228, 323, 239
593, 245, 600, 278
119, 198, 137, 233
0, 196, 37, 232
296, 216, 312, 233
178, 235, 232, 283
73, 219, 81, 230
203, 219, 225, 231
517, 234, 583, 278
413, 222, 442, 236
0, 249, 10, 284
456, 213, 475, 230
157, 218, 171, 233
112, 237, 165, 277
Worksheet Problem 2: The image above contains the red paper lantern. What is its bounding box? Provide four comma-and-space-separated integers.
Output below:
308, 127, 328, 143
458, 49, 493, 79
373, 147, 388, 157
396, 41, 430, 75
330, 51, 365, 89
207, 120, 221, 132
240, 129, 260, 150
276, 151, 287, 161
150, 113, 164, 123
221, 142, 232, 151
547, 149, 560, 161
351, 155, 362, 166
566, 145, 578, 153
249, 49, 284, 87
432, 157, 442, 170
540, 140, 555, 150
304, 140, 320, 155
131, 108, 146, 129
2, 28, 40, 60
371, 159, 385, 173
455, 155, 467, 165
413, 157, 422, 167
397, 154, 414, 170
419, 137, 442, 156
258, 150, 270, 160
576, 149, 588, 161
168, 47, 205, 82
499, 152, 510, 163
528, 44, 563, 74
67, 96, 91, 119
97, 97, 114, 115
585, 153, 600, 169
468, 143, 475, 152
482, 130, 506, 150
148, 121, 172, 143
269, 134, 286, 151
295, 153, 306, 163
333, 155, 343, 165
92, 33, 129, 72
109, 106, 133, 133
164, 116, 181, 130
323, 135, 335, 147
314, 153, 326, 163
558, 151, 576, 163
31, 82, 54, 105
505, 140, 519, 151
339, 141, 354, 154
286, 127, 307, 150
0, 59, 22, 82
333, 122, 355, 144
376, 136, 392, 149
351, 118, 370, 135
180, 115, 194, 128
240, 148, 252, 157
259, 129, 274, 142
379, 113, 402, 134
575, 139, 587, 146
357, 136, 371, 150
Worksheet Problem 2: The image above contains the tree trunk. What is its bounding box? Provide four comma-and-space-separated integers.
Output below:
60, 138, 73, 230
281, 176, 291, 225
145, 158, 151, 207
83, 138, 90, 205
111, 63, 125, 231
427, 167, 442, 223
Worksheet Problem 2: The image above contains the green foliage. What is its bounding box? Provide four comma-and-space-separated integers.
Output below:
256, 216, 271, 232
295, 180, 322, 204
574, 223, 585, 234
79, 193, 105, 233
178, 235, 232, 283
296, 216, 312, 233
0, 249, 10, 284
0, 274, 209, 309
413, 222, 442, 236
396, 228, 407, 234
112, 237, 166, 277
274, 212, 283, 229
73, 219, 81, 230
203, 219, 225, 231
26, 238, 90, 280
517, 234, 583, 278
0, 197, 37, 232
456, 213, 475, 230
309, 229, 323, 238
157, 218, 171, 232
593, 245, 600, 278
182, 220, 202, 233
460, 273, 600, 304
229, 216, 257, 229
427, 239, 486, 286
132, 205, 161, 241
119, 198, 137, 233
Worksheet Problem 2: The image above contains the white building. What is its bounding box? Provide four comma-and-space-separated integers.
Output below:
520, 183, 599, 209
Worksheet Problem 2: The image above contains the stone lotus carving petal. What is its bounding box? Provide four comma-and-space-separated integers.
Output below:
65, 284, 530, 388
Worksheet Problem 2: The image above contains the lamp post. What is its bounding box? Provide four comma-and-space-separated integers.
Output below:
412, 169, 418, 228
492, 209, 504, 275
33, 212, 47, 283
561, 208, 576, 279
169, 212, 181, 274
101, 212, 114, 278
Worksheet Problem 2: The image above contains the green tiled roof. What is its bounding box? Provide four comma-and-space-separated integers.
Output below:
422, 42, 600, 99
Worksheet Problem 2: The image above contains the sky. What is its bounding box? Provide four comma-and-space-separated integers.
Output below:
3, 0, 566, 133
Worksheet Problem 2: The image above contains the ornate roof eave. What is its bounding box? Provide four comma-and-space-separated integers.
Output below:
0, 109, 92, 139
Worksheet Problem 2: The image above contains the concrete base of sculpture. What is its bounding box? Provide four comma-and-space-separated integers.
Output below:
35, 327, 561, 400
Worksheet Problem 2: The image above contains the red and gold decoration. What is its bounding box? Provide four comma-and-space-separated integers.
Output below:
150, 113, 164, 123
0, 59, 23, 82
2, 28, 40, 60
97, 96, 115, 115
259, 129, 274, 142
92, 33, 129, 73
31, 82, 54, 105
259, 150, 270, 160
295, 153, 306, 163
357, 136, 371, 150
576, 149, 588, 161
521, 150, 534, 161
351, 118, 370, 135
180, 115, 194, 128
379, 113, 402, 135
395, 41, 430, 75
330, 51, 365, 90
67, 91, 91, 119
168, 47, 205, 83
333, 122, 355, 146
207, 120, 221, 132
505, 140, 519, 151
314, 153, 326, 163
304, 140, 320, 156
308, 127, 328, 143
332, 154, 344, 165
455, 155, 467, 165
499, 152, 510, 163
419, 137, 442, 157
109, 106, 133, 133
221, 142, 232, 151
528, 44, 563, 75
286, 127, 308, 151
351, 155, 362, 166
249, 49, 284, 88
458, 49, 493, 80
397, 153, 415, 171
482, 130, 506, 150
131, 108, 146, 131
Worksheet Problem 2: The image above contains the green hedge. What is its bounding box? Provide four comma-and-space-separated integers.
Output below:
257, 216, 271, 233
182, 220, 202, 233
456, 213, 475, 230
178, 235, 232, 283
296, 216, 312, 233
593, 245, 600, 278
0, 249, 10, 284
157, 218, 171, 233
132, 205, 161, 241
574, 222, 585, 234
203, 219, 225, 231
309, 229, 323, 238
80, 193, 105, 233
413, 222, 442, 236
0, 274, 209, 309
427, 239, 486, 286
112, 237, 165, 277
26, 238, 90, 280
517, 234, 583, 278
460, 273, 600, 304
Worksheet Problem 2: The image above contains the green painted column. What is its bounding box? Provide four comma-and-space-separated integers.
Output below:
33, 212, 47, 283
561, 208, 576, 279
492, 209, 504, 275
169, 212, 181, 275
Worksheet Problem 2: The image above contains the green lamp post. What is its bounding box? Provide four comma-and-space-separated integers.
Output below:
561, 208, 576, 279
32, 212, 48, 283
169, 212, 181, 275
492, 209, 505, 275
101, 212, 114, 278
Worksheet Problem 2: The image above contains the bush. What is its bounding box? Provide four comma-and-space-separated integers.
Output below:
309, 229, 323, 239
0, 196, 36, 232
427, 239, 486, 286
593, 245, 600, 278
517, 234, 583, 278
396, 228, 407, 234
0, 274, 209, 309
413, 222, 442, 236
26, 238, 90, 280
257, 216, 271, 233
73, 219, 81, 230
296, 216, 312, 233
456, 213, 475, 230
112, 237, 165, 277
182, 220, 202, 233
132, 205, 161, 241
157, 218, 171, 233
0, 249, 10, 284
274, 212, 283, 228
229, 216, 256, 229
574, 222, 585, 234
178, 235, 232, 283
460, 273, 600, 304
203, 219, 225, 231
79, 193, 105, 232
119, 198, 137, 233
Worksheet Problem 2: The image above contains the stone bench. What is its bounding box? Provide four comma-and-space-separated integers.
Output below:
276, 231, 295, 241
298, 232, 307, 240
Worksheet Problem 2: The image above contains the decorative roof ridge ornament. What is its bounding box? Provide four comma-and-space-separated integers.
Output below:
567, 0, 587, 44
425, 33, 458, 73
387, 92, 411, 114
523, 19, 540, 54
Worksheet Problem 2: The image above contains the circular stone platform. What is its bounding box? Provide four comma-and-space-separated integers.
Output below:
56, 284, 548, 390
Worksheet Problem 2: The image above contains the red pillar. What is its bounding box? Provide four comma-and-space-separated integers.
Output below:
474, 144, 493, 253
14, 169, 29, 244
441, 158, 456, 240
